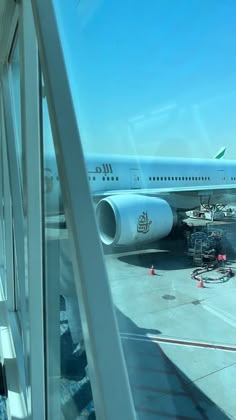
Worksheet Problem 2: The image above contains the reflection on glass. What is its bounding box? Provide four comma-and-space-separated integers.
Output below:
51, 1, 236, 418
42, 94, 95, 419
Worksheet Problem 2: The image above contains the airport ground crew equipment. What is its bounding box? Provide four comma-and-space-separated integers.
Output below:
187, 228, 226, 266
191, 265, 234, 284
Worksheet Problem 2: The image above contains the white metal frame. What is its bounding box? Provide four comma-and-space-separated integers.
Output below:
19, 0, 45, 418
31, 1, 136, 419
2, 55, 30, 409
0, 2, 46, 417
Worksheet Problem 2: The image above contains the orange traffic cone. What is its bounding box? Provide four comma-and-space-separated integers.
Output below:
150, 265, 155, 275
197, 278, 204, 288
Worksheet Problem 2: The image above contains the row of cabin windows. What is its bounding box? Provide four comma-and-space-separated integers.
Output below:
148, 176, 211, 181
89, 175, 236, 182
88, 176, 119, 181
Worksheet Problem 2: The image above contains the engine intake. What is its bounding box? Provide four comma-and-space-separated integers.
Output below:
96, 194, 176, 246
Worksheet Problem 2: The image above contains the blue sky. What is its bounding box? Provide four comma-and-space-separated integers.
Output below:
53, 0, 236, 158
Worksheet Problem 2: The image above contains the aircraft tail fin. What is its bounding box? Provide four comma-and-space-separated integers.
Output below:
213, 147, 226, 159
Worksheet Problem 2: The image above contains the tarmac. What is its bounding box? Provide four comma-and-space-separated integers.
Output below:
104, 217, 236, 419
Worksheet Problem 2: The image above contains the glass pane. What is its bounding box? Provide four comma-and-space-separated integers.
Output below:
0, 96, 7, 296
51, 1, 236, 419
42, 91, 95, 419
9, 40, 23, 185
4, 37, 31, 410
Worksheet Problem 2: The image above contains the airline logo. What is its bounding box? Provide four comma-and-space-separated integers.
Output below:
137, 211, 152, 234
88, 163, 113, 174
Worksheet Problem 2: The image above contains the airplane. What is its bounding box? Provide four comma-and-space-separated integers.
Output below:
44, 153, 236, 247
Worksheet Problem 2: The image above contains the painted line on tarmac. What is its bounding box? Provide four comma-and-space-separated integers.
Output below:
201, 303, 236, 328
120, 332, 236, 352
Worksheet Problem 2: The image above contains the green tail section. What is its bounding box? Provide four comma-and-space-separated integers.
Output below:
213, 147, 226, 159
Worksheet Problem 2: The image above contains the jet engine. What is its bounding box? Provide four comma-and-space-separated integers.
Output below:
96, 194, 177, 246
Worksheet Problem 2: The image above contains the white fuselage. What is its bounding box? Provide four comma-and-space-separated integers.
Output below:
86, 155, 236, 209
44, 154, 236, 245
45, 154, 236, 213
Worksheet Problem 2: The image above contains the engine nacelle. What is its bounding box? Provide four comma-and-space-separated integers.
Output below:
96, 194, 176, 246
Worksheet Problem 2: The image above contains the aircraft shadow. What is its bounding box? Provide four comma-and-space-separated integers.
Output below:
118, 249, 192, 271
115, 308, 233, 420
